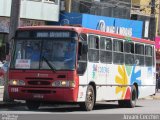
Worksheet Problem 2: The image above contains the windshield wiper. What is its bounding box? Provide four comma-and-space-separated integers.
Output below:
42, 56, 56, 72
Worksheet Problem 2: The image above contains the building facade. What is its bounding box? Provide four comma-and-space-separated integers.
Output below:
0, 0, 60, 45
0, 0, 60, 33
62, 0, 132, 19
131, 0, 159, 40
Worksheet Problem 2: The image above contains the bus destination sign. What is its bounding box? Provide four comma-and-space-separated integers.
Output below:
16, 31, 74, 38
36, 32, 71, 38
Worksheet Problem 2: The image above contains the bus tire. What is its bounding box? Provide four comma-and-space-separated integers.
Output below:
118, 100, 126, 107
26, 100, 40, 110
118, 85, 137, 108
79, 85, 95, 111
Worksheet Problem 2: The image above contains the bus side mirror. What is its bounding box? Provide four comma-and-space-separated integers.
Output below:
5, 42, 9, 55
82, 44, 88, 54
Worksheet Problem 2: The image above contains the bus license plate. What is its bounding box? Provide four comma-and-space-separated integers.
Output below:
33, 94, 44, 99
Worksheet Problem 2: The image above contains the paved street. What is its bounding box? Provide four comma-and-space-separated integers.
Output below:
0, 90, 160, 113
0, 99, 160, 114
0, 91, 160, 120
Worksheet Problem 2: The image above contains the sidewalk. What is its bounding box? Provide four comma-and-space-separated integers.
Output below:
0, 86, 4, 101
0, 100, 25, 108
0, 86, 25, 107
142, 89, 160, 100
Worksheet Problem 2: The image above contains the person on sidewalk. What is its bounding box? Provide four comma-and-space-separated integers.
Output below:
156, 73, 159, 92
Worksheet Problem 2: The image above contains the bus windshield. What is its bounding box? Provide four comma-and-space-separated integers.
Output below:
11, 39, 77, 70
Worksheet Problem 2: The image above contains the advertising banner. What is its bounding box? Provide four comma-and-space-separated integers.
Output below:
56, 12, 143, 38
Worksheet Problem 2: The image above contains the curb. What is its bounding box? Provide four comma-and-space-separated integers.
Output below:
142, 94, 160, 100
0, 101, 25, 108
152, 96, 160, 100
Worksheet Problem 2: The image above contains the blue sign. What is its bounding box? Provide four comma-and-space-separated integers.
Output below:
50, 12, 143, 38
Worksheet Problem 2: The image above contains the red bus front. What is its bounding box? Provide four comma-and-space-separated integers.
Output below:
8, 27, 80, 105
9, 70, 79, 102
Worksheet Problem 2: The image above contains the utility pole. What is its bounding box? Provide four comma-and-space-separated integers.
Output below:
65, 0, 72, 13
150, 0, 156, 41
151, 0, 155, 16
3, 0, 21, 102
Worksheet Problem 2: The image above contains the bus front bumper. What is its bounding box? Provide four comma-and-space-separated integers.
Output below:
8, 86, 78, 102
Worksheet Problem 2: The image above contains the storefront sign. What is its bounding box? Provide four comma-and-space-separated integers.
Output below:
20, 19, 45, 27
0, 17, 10, 33
52, 12, 143, 38
96, 20, 132, 37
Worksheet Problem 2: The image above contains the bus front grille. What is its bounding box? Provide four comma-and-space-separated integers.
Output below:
28, 81, 51, 86
22, 90, 56, 94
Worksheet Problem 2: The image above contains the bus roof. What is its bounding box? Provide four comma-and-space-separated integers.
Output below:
18, 26, 155, 45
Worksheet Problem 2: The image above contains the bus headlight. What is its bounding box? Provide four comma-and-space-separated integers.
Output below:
52, 80, 75, 88
9, 80, 25, 86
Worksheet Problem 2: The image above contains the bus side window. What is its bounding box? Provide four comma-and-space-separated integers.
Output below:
135, 43, 144, 66
113, 39, 124, 64
100, 37, 112, 63
124, 41, 134, 65
145, 45, 153, 66
78, 42, 82, 60
88, 35, 99, 62
78, 34, 87, 75
78, 42, 87, 61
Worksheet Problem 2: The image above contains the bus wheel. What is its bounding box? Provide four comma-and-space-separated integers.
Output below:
26, 101, 40, 110
118, 85, 137, 108
79, 85, 95, 111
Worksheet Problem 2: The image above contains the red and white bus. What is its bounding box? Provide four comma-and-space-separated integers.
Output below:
8, 26, 156, 111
